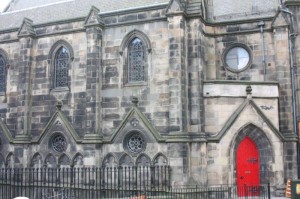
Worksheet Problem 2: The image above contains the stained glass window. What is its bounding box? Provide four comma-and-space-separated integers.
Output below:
128, 38, 145, 83
54, 47, 69, 88
51, 133, 67, 153
127, 133, 145, 153
0, 55, 6, 93
123, 131, 146, 154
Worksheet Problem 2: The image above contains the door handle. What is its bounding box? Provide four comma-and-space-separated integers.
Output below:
240, 176, 244, 179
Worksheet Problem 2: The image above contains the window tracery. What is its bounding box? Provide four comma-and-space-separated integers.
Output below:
50, 133, 67, 153
0, 55, 6, 93
120, 30, 151, 85
128, 38, 145, 83
54, 47, 69, 88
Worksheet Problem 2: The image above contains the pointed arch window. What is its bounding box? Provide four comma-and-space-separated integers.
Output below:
128, 38, 145, 83
120, 30, 151, 86
0, 55, 6, 93
54, 47, 69, 88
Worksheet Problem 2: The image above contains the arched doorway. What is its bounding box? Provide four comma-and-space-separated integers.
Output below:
236, 136, 260, 196
232, 124, 274, 187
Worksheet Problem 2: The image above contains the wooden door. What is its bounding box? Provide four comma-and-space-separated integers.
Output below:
236, 136, 260, 196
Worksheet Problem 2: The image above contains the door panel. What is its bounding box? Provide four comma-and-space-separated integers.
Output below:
236, 136, 260, 196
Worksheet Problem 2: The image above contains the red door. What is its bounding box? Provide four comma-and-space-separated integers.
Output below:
236, 136, 260, 196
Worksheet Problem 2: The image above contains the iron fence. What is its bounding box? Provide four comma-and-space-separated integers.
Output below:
169, 184, 270, 199
0, 166, 170, 199
0, 167, 270, 199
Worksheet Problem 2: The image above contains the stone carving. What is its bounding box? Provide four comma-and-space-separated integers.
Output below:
31, 153, 43, 167
72, 154, 84, 167
153, 154, 168, 165
45, 154, 57, 168
102, 153, 118, 167
119, 154, 134, 166
130, 118, 139, 127
59, 154, 71, 166
55, 120, 62, 127
5, 153, 13, 168
136, 154, 151, 166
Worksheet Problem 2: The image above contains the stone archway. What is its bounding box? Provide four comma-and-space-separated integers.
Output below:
232, 124, 274, 184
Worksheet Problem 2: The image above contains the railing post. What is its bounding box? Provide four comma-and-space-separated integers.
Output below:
268, 182, 271, 199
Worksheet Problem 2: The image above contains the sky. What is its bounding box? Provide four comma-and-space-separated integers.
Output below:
0, 0, 11, 12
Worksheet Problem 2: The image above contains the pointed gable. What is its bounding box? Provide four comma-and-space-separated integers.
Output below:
207, 90, 287, 142
35, 102, 81, 143
166, 0, 186, 15
108, 97, 164, 143
0, 118, 13, 143
272, 10, 290, 28
17, 18, 36, 37
84, 6, 105, 28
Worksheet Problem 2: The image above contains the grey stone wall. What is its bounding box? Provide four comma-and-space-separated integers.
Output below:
0, 1, 297, 194
206, 0, 278, 22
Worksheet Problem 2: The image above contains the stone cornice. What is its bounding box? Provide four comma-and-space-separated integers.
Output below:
202, 28, 273, 38
285, 1, 300, 6
99, 4, 168, 17
203, 80, 279, 85
105, 17, 167, 28
0, 7, 277, 39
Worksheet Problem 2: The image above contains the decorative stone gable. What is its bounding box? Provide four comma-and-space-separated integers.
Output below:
17, 18, 36, 38
36, 102, 81, 144
84, 6, 105, 28
109, 97, 164, 144
271, 10, 290, 28
0, 118, 13, 144
166, 0, 186, 15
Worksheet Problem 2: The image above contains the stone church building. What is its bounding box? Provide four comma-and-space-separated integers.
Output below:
0, 0, 299, 196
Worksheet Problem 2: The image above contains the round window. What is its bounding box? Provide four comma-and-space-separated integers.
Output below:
124, 131, 146, 154
50, 133, 67, 153
224, 45, 251, 72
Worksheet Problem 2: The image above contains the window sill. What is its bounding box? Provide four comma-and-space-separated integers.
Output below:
50, 87, 70, 93
124, 82, 147, 87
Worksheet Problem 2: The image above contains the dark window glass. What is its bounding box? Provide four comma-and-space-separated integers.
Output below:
54, 47, 69, 88
51, 133, 67, 153
128, 38, 145, 82
0, 55, 6, 92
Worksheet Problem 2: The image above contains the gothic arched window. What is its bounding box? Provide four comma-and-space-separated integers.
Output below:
120, 30, 151, 86
54, 47, 69, 88
128, 38, 145, 83
0, 55, 6, 93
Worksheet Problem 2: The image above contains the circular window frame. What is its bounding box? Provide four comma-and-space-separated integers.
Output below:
222, 43, 252, 73
49, 132, 67, 153
123, 131, 147, 156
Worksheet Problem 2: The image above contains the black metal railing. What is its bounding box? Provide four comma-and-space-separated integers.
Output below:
0, 167, 270, 199
0, 166, 171, 199
169, 184, 270, 199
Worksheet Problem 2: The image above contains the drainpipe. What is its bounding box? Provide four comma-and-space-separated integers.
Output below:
258, 21, 266, 80
279, 5, 299, 177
